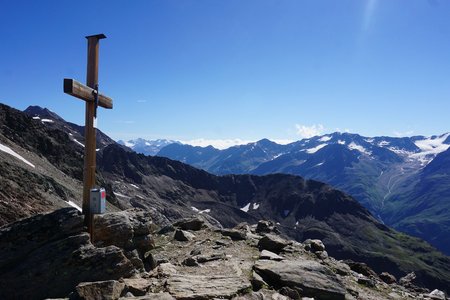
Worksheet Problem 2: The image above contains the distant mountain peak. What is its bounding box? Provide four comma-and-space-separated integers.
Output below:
24, 105, 65, 122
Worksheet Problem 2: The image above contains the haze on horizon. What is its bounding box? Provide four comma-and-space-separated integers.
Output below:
1, 0, 450, 146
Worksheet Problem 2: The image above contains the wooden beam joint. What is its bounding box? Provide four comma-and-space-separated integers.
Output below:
64, 78, 113, 109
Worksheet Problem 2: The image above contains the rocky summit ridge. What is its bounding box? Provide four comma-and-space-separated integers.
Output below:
0, 208, 448, 300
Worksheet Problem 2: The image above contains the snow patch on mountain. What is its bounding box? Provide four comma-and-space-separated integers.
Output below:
41, 119, 54, 123
314, 162, 325, 167
414, 134, 450, 153
348, 142, 371, 155
114, 192, 131, 199
338, 140, 346, 145
240, 203, 251, 212
410, 133, 450, 164
318, 135, 332, 142
191, 206, 210, 214
0, 143, 35, 168
272, 153, 283, 160
378, 141, 390, 147
73, 139, 85, 148
388, 147, 414, 156
67, 200, 82, 212
306, 144, 327, 154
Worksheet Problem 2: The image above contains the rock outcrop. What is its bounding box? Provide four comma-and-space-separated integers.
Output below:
0, 208, 136, 299
254, 260, 346, 300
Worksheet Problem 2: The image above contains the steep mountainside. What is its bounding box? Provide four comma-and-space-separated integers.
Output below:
156, 132, 450, 255
384, 147, 450, 255
1, 103, 450, 292
0, 104, 118, 225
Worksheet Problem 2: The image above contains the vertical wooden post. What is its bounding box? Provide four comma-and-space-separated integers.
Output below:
82, 34, 106, 240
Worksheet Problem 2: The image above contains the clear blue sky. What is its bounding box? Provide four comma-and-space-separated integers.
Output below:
1, 0, 450, 146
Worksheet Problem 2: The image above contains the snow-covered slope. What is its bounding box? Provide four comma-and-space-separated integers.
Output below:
117, 138, 180, 156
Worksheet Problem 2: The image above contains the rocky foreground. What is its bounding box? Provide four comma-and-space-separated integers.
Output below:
0, 208, 447, 300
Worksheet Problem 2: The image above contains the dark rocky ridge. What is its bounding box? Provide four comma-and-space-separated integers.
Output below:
24, 105, 117, 150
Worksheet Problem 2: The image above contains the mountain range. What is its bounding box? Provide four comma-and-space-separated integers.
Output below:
127, 133, 450, 256
1, 103, 450, 293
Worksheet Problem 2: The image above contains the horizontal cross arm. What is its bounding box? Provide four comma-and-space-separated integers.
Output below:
64, 78, 113, 109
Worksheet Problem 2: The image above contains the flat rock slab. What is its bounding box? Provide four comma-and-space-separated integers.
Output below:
120, 293, 175, 300
76, 280, 125, 300
123, 278, 151, 296
166, 274, 251, 299
260, 250, 284, 261
254, 260, 346, 300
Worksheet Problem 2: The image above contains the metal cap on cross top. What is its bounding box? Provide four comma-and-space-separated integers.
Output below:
63, 33, 113, 241
86, 33, 107, 40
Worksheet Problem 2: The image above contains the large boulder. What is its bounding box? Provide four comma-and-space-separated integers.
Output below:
0, 208, 137, 300
256, 220, 276, 234
94, 211, 134, 249
380, 272, 397, 284
0, 207, 83, 268
221, 229, 247, 241
174, 229, 195, 242
254, 259, 346, 300
427, 289, 447, 300
93, 209, 155, 253
173, 217, 205, 231
122, 278, 152, 296
76, 280, 125, 300
258, 234, 291, 253
304, 239, 325, 252
345, 260, 378, 278
0, 232, 135, 299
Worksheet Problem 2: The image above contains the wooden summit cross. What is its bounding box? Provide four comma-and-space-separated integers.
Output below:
63, 34, 113, 239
